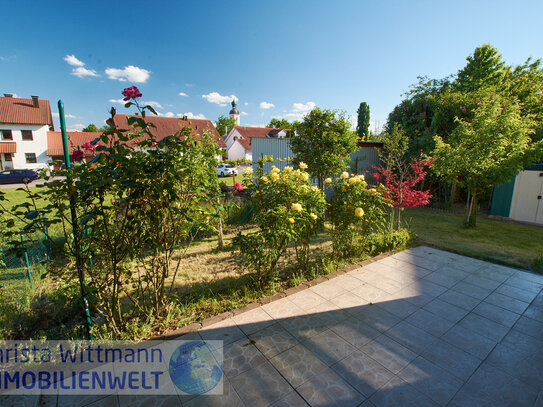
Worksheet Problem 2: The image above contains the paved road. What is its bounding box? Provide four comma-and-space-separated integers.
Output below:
0, 176, 65, 190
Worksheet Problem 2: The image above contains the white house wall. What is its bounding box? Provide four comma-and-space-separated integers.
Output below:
225, 129, 243, 150
0, 124, 50, 170
227, 140, 248, 160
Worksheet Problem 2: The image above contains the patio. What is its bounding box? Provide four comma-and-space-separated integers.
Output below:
9, 245, 543, 406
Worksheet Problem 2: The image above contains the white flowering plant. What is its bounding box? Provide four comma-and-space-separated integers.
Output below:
234, 160, 326, 285
328, 172, 388, 258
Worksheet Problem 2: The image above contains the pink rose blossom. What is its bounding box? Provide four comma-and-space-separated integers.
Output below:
235, 182, 244, 192
122, 86, 142, 101
82, 141, 96, 152
70, 150, 85, 162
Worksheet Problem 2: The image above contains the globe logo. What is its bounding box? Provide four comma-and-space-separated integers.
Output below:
168, 340, 223, 395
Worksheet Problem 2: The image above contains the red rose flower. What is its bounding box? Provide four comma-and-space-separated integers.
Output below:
70, 150, 85, 162
235, 182, 244, 192
122, 86, 142, 101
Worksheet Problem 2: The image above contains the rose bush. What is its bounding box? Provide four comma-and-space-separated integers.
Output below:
1, 86, 222, 336
328, 173, 388, 258
234, 160, 326, 285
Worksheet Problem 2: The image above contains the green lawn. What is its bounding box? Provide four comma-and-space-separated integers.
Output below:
406, 208, 543, 270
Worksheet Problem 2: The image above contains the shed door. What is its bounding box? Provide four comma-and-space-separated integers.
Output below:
510, 171, 543, 224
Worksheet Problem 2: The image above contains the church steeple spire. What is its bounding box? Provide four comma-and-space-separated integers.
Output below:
229, 99, 240, 125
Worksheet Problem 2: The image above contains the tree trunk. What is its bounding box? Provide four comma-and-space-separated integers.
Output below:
465, 192, 478, 227
217, 215, 224, 250
468, 194, 478, 227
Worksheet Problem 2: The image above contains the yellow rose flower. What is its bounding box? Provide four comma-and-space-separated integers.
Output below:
299, 162, 308, 170
270, 172, 279, 182
310, 213, 318, 220
283, 166, 293, 173
340, 171, 349, 179
245, 167, 253, 175
349, 177, 356, 185
311, 185, 319, 192
355, 207, 364, 217
291, 203, 303, 212
325, 177, 332, 184
260, 176, 269, 184
288, 217, 295, 224
301, 172, 309, 181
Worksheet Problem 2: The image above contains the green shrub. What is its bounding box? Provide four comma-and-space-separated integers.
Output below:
233, 161, 326, 285
328, 172, 388, 257
366, 228, 412, 255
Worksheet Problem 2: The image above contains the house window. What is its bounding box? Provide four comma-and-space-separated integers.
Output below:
25, 153, 37, 164
21, 130, 33, 140
1, 130, 13, 140
4, 153, 12, 162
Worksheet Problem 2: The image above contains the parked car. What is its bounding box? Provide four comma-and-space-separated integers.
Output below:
217, 164, 237, 177
0, 169, 39, 184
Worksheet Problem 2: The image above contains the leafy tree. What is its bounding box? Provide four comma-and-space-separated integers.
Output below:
290, 108, 358, 190
215, 115, 238, 138
268, 118, 300, 133
356, 102, 370, 140
372, 124, 432, 229
433, 91, 541, 227
82, 124, 100, 132
506, 57, 543, 142
455, 44, 507, 93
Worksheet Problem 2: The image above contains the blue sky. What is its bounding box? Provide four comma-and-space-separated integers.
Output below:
2, 0, 542, 132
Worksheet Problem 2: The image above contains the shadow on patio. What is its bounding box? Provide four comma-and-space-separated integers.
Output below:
5, 246, 543, 407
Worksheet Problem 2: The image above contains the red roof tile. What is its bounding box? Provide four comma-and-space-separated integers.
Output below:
0, 142, 17, 153
114, 115, 226, 148
236, 137, 253, 151
47, 132, 102, 156
0, 96, 54, 129
233, 126, 288, 139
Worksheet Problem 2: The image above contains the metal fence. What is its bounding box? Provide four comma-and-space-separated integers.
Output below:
0, 232, 50, 299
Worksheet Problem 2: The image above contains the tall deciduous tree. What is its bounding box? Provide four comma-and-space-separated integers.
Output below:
455, 44, 507, 93
433, 91, 541, 227
290, 108, 358, 190
215, 115, 238, 138
356, 102, 370, 140
268, 118, 300, 131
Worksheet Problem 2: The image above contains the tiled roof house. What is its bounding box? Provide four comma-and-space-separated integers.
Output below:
0, 94, 54, 170
225, 126, 289, 161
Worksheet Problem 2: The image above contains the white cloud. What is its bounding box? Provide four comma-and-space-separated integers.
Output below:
202, 92, 237, 106
241, 111, 248, 116
178, 112, 207, 120
283, 101, 317, 120
63, 54, 85, 67
68, 123, 85, 131
245, 123, 266, 128
178, 92, 188, 97
259, 101, 275, 110
108, 98, 127, 104
292, 101, 316, 112
105, 65, 151, 83
244, 102, 249, 106
143, 101, 163, 109
185, 83, 194, 87
158, 111, 175, 118
71, 67, 99, 78
52, 112, 76, 118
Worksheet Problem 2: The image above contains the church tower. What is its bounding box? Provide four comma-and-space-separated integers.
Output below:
229, 99, 240, 126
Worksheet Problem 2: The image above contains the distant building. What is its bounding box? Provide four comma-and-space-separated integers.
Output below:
225, 126, 289, 161
46, 115, 227, 166
0, 94, 54, 170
